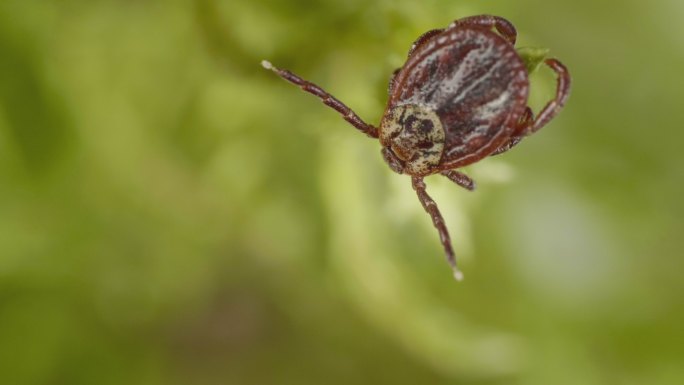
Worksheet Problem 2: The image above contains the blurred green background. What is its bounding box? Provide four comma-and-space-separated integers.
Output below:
1, 0, 683, 384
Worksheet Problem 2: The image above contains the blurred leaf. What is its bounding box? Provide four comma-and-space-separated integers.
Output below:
517, 46, 550, 74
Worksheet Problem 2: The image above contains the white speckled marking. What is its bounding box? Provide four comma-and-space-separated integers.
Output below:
402, 33, 508, 110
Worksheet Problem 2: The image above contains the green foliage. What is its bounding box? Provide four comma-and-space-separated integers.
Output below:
517, 47, 550, 74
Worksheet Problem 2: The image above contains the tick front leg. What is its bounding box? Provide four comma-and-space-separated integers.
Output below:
411, 177, 464, 281
440, 170, 476, 191
448, 15, 517, 45
261, 60, 378, 138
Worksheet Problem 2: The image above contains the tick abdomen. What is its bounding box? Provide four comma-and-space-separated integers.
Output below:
390, 27, 529, 168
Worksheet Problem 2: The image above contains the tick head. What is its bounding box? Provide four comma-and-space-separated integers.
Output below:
379, 104, 446, 175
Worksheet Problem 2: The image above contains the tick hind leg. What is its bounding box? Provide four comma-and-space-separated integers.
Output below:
491, 58, 571, 156
448, 15, 517, 45
529, 59, 571, 133
261, 60, 378, 138
411, 177, 464, 281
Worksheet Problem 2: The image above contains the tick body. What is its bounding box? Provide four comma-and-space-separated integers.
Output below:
262, 15, 571, 280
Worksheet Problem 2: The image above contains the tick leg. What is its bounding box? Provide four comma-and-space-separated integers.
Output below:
530, 59, 571, 134
261, 60, 378, 138
490, 107, 533, 156
491, 58, 571, 156
448, 15, 517, 45
407, 28, 444, 58
411, 177, 464, 281
440, 170, 476, 191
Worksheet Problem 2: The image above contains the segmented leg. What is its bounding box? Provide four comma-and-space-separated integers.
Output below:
491, 58, 571, 156
407, 28, 444, 58
491, 107, 533, 156
440, 170, 476, 191
261, 60, 378, 138
411, 177, 464, 281
448, 15, 517, 45
530, 59, 571, 133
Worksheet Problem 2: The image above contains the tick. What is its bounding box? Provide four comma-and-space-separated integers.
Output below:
262, 15, 571, 280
